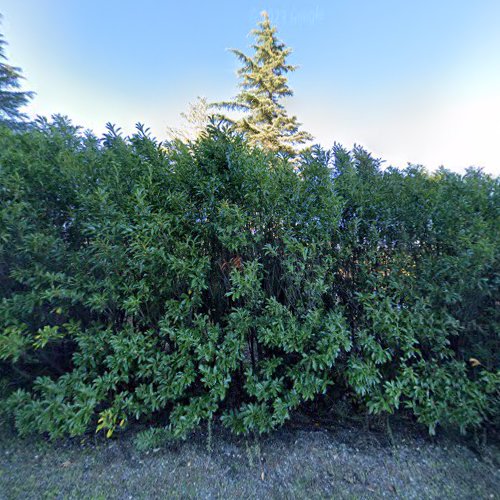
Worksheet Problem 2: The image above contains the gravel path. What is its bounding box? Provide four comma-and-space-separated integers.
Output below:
1, 423, 499, 499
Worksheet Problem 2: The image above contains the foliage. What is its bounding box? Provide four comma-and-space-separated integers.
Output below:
0, 118, 498, 440
213, 11, 312, 156
166, 96, 212, 143
133, 426, 174, 452
0, 20, 33, 128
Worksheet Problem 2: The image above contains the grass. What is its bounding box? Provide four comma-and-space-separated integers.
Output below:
0, 420, 499, 499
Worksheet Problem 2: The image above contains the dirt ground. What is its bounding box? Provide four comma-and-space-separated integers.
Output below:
1, 420, 499, 499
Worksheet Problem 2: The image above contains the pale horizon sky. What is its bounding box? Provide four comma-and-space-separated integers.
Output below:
1, 0, 499, 174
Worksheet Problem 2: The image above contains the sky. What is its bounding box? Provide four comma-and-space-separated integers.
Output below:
1, 0, 499, 174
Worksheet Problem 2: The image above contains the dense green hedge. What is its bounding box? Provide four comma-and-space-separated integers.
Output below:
0, 117, 498, 439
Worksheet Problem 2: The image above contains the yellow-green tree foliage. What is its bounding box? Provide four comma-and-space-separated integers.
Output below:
214, 12, 312, 156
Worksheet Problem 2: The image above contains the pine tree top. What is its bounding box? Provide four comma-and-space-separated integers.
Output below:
214, 11, 312, 156
0, 24, 34, 128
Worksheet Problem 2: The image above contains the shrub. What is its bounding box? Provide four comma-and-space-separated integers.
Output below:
134, 426, 174, 452
0, 118, 498, 439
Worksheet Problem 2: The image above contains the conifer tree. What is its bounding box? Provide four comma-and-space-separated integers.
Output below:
0, 21, 33, 128
214, 11, 312, 155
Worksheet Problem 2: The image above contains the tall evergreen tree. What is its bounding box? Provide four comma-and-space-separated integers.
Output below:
214, 11, 312, 155
0, 20, 33, 128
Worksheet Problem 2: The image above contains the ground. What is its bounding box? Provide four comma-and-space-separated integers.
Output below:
1, 420, 499, 499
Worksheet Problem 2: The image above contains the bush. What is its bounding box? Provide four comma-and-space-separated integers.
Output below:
133, 426, 174, 452
0, 117, 498, 439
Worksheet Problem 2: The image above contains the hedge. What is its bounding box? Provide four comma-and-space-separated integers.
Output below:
0, 117, 498, 439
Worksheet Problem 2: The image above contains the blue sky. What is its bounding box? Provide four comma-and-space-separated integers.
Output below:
1, 0, 499, 173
